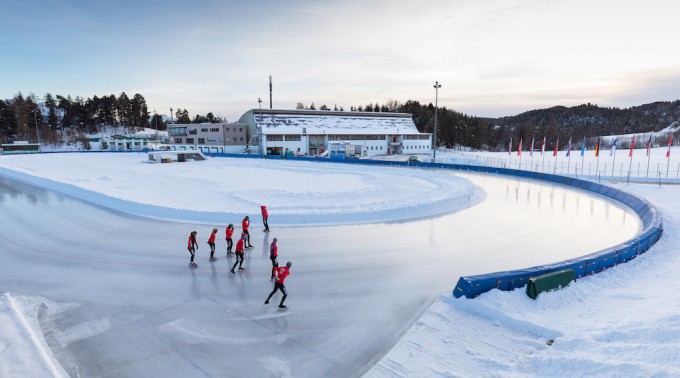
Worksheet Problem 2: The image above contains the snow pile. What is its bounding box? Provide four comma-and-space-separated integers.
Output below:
0, 153, 484, 225
0, 293, 68, 378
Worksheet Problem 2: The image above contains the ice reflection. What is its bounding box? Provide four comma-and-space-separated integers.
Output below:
447, 173, 641, 272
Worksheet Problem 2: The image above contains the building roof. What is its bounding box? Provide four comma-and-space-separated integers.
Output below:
245, 109, 424, 135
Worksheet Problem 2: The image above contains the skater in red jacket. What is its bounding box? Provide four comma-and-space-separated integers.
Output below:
265, 261, 291, 309
269, 238, 278, 279
231, 232, 246, 273
225, 223, 234, 255
261, 205, 270, 232
242, 216, 253, 248
187, 231, 198, 268
207, 228, 218, 261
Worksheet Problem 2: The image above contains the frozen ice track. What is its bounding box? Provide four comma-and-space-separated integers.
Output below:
0, 171, 640, 377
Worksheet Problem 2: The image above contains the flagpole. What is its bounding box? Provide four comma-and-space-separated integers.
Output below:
646, 132, 652, 177
581, 136, 586, 176
530, 137, 534, 171
553, 137, 559, 174
595, 137, 600, 176
667, 135, 673, 178
541, 136, 546, 173
628, 136, 635, 178
612, 145, 617, 176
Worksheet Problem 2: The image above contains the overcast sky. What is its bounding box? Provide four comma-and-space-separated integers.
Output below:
2, 0, 679, 121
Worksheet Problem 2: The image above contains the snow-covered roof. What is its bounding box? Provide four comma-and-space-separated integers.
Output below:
249, 109, 424, 135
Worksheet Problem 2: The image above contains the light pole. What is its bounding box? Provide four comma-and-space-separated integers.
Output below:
433, 81, 441, 161
33, 105, 41, 146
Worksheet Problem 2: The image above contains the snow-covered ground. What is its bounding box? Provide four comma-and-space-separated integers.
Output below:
1, 150, 678, 377
0, 153, 482, 226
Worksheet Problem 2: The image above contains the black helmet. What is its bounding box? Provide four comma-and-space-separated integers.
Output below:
286, 261, 292, 268
273, 238, 278, 242
212, 228, 218, 232
245, 215, 249, 219
228, 223, 233, 228
191, 231, 197, 235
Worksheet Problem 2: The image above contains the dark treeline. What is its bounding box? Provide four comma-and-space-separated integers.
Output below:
0, 92, 224, 144
297, 99, 496, 150
300, 99, 680, 151
4, 90, 679, 149
488, 101, 680, 150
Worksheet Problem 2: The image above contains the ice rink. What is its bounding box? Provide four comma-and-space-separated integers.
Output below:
0, 170, 640, 377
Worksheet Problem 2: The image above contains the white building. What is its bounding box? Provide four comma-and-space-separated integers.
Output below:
237, 109, 431, 157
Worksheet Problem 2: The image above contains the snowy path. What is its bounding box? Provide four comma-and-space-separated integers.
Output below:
0, 171, 639, 377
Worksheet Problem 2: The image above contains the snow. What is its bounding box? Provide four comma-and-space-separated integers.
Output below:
1, 149, 678, 377
251, 110, 423, 135
0, 153, 483, 225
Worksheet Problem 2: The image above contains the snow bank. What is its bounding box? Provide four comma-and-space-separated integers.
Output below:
0, 153, 485, 226
0, 293, 68, 378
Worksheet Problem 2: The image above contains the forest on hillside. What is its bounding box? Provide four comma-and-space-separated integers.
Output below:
2, 91, 679, 150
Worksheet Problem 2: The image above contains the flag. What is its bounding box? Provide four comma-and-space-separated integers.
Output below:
629, 136, 635, 157
508, 137, 512, 155
610, 138, 617, 156
667, 135, 673, 158
541, 136, 546, 155
553, 137, 559, 157
566, 137, 572, 157
517, 138, 522, 156
595, 137, 600, 157
646, 132, 652, 156
580, 136, 586, 156
530, 137, 535, 157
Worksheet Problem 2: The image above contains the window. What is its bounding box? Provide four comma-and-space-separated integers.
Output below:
240, 137, 244, 141
174, 138, 182, 143
186, 138, 194, 144
210, 128, 219, 132
224, 128, 230, 132
207, 138, 219, 142
239, 128, 243, 132
189, 129, 197, 135
201, 128, 208, 132
267, 135, 284, 142
169, 127, 187, 136
285, 135, 301, 141
198, 138, 205, 144
225, 137, 231, 142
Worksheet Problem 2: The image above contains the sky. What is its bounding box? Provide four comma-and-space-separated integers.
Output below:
2, 0, 679, 121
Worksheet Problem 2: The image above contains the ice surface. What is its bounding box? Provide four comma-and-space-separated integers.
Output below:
0, 160, 640, 377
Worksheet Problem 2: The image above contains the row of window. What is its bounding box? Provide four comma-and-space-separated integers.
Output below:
169, 127, 245, 136
175, 137, 245, 144
403, 135, 431, 140
404, 145, 428, 150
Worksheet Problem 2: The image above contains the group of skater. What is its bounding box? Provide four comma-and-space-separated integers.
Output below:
185, 205, 291, 309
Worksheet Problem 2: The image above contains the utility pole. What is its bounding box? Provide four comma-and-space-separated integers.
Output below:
269, 75, 273, 109
433, 81, 441, 161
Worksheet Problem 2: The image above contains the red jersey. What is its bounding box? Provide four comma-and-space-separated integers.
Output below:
274, 266, 290, 284
225, 227, 234, 239
208, 232, 216, 244
235, 238, 245, 253
187, 235, 197, 249
269, 242, 278, 258
242, 218, 250, 231
261, 206, 268, 219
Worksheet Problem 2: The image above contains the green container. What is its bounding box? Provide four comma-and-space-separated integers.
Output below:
526, 269, 576, 299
